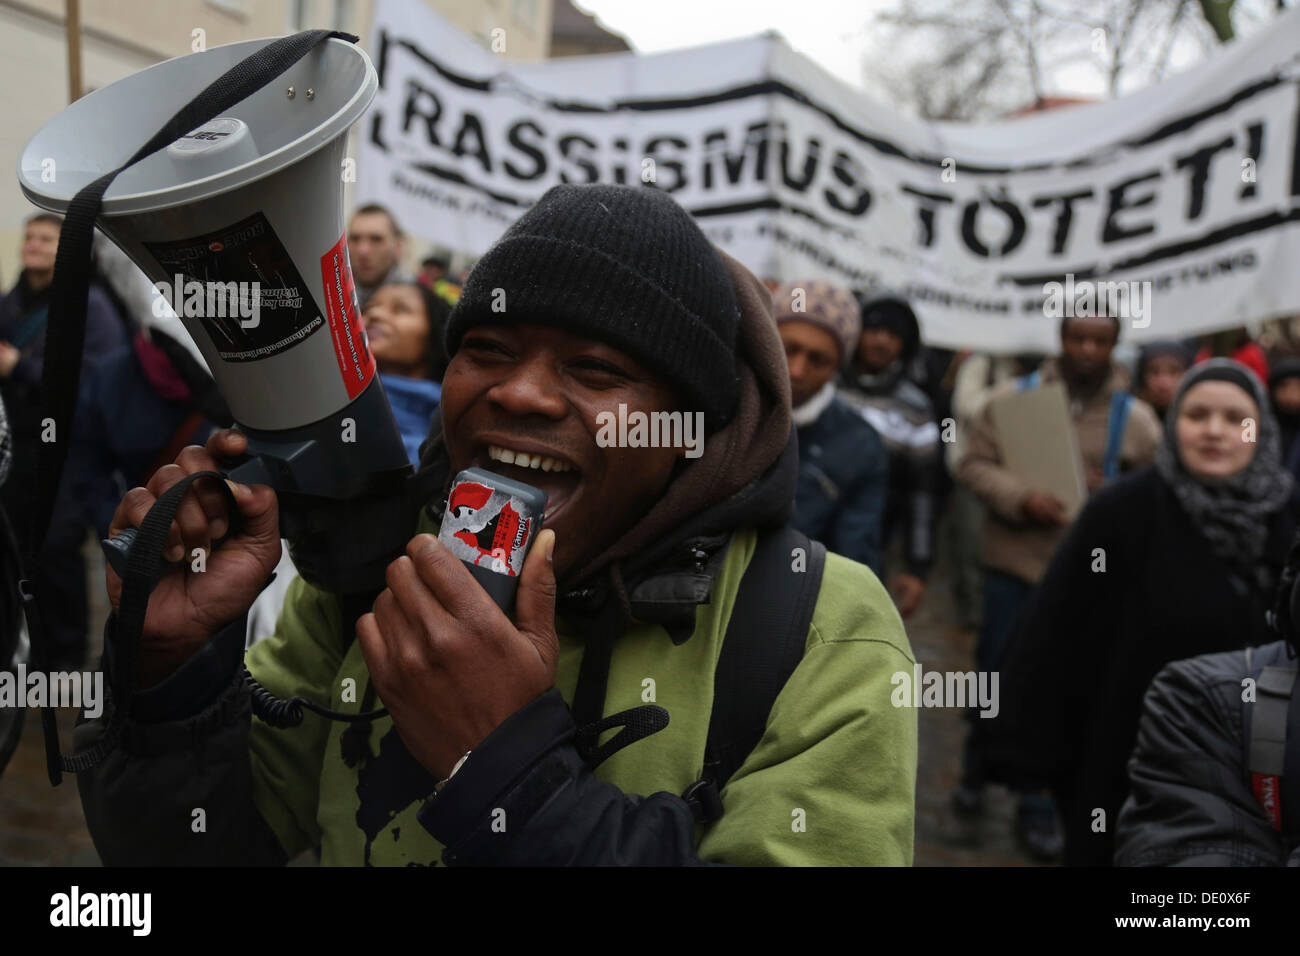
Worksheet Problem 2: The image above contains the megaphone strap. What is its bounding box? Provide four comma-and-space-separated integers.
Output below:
22, 29, 360, 785
64, 469, 232, 773
90, 468, 388, 762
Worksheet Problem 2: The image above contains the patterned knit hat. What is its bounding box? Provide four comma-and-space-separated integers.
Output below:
444, 184, 741, 430
772, 279, 861, 368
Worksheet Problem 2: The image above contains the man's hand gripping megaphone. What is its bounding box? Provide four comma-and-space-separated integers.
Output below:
104, 429, 281, 688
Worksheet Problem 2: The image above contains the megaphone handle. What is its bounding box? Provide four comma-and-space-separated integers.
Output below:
101, 452, 259, 579
67, 470, 238, 776
224, 454, 275, 489
100, 527, 139, 579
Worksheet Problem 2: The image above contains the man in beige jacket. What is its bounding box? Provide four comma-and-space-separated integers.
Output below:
953, 312, 1161, 859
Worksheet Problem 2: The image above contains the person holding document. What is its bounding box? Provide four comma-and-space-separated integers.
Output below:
952, 310, 1161, 859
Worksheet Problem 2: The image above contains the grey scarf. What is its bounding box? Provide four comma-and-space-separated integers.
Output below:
1155, 358, 1294, 595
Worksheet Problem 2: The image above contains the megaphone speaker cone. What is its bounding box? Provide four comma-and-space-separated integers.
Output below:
19, 34, 412, 581
19, 36, 375, 214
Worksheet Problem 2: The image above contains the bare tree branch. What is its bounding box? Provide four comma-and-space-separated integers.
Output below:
1197, 0, 1236, 40
1155, 0, 1192, 79
865, 0, 1275, 121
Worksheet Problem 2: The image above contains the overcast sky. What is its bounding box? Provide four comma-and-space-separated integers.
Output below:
576, 0, 894, 93
574, 0, 1237, 108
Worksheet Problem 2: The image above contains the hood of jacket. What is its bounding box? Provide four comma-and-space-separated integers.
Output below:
855, 288, 921, 363
414, 248, 795, 639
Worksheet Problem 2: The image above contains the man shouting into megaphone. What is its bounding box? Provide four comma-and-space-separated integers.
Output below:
77, 185, 917, 866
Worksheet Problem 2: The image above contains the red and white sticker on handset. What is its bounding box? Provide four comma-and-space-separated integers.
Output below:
439, 478, 537, 577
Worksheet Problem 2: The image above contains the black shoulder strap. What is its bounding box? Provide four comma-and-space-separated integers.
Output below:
1245, 655, 1300, 845
1285, 667, 1300, 845
683, 525, 826, 822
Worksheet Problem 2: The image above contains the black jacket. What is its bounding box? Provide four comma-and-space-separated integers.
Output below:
973, 466, 1300, 866
1115, 639, 1300, 866
0, 275, 127, 433
793, 396, 889, 573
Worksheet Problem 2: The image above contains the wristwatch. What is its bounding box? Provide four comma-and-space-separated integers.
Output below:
435, 751, 472, 793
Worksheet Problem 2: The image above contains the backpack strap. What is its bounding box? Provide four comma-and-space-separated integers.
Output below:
1285, 665, 1300, 844
1247, 662, 1298, 835
8, 304, 50, 351
1015, 369, 1041, 392
137, 409, 208, 487
682, 526, 827, 822
1103, 391, 1134, 480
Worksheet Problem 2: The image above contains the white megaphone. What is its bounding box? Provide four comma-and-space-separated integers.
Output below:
18, 34, 418, 595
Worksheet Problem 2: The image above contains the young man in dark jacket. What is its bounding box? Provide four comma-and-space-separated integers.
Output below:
76, 184, 916, 866
774, 279, 888, 573
838, 291, 938, 618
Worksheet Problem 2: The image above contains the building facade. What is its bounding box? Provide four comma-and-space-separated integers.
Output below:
0, 0, 555, 283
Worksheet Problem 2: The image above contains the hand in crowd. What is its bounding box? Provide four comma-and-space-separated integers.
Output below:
105, 428, 282, 688
357, 530, 560, 780
1021, 489, 1068, 527
0, 342, 19, 378
891, 572, 925, 618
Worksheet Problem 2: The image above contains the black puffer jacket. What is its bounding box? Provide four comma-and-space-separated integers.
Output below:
973, 467, 1300, 866
1115, 639, 1300, 866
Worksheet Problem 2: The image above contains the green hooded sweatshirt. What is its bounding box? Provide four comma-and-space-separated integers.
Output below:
245, 509, 916, 866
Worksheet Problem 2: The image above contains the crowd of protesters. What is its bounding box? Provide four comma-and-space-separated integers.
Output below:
4, 184, 1300, 866
774, 275, 1300, 866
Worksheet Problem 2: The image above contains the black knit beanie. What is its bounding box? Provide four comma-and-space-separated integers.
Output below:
855, 290, 921, 363
443, 184, 741, 430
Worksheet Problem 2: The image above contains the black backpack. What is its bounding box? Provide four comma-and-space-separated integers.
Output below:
682, 525, 827, 821
566, 524, 828, 822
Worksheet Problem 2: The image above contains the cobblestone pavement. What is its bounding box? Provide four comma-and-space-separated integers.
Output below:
1, 535, 1046, 867
906, 573, 1044, 867
0, 538, 106, 866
